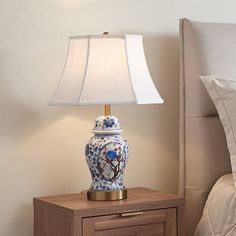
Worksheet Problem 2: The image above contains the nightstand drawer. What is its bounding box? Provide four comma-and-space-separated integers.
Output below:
83, 208, 177, 236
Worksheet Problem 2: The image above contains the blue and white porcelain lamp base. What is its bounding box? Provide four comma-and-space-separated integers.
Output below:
85, 106, 128, 200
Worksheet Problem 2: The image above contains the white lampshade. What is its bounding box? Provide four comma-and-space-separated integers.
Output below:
49, 34, 163, 105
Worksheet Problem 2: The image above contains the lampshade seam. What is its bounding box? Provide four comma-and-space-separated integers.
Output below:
124, 36, 138, 104
77, 37, 90, 104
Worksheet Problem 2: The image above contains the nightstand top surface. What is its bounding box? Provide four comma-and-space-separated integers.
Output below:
34, 187, 184, 217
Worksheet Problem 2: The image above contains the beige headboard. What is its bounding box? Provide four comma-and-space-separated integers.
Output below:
179, 18, 235, 236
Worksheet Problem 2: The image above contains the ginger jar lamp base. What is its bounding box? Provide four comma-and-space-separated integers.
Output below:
85, 108, 129, 201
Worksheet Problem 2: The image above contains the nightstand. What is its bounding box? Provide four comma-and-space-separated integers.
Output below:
33, 187, 184, 236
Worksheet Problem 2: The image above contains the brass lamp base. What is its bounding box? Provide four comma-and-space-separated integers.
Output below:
87, 188, 127, 201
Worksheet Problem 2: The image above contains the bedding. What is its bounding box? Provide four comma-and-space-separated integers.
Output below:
200, 76, 236, 187
194, 174, 236, 236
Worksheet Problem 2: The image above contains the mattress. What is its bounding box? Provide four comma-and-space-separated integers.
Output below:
194, 174, 236, 236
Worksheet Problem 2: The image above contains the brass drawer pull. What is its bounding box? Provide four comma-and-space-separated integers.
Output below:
121, 211, 144, 217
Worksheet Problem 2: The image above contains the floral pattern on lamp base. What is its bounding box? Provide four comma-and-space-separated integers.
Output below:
85, 116, 128, 191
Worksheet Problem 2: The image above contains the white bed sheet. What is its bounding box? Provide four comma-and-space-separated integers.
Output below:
194, 174, 236, 236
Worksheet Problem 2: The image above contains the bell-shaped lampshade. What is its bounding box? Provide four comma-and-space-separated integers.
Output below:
49, 34, 163, 105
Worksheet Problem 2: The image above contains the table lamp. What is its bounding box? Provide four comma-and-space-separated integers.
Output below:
49, 33, 163, 201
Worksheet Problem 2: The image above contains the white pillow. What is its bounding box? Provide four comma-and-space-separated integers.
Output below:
200, 76, 236, 187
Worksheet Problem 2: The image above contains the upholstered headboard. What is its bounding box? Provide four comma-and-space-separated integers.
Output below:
179, 18, 236, 236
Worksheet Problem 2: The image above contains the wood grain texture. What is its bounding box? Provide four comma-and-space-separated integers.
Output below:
93, 209, 167, 230
34, 206, 72, 236
34, 187, 184, 217
94, 224, 165, 236
177, 205, 185, 236
83, 208, 177, 235
165, 208, 177, 236
34, 187, 184, 236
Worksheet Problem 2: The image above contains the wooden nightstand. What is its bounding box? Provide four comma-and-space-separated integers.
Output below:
33, 187, 184, 236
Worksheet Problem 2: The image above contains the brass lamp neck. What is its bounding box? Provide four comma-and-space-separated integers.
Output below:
104, 105, 111, 116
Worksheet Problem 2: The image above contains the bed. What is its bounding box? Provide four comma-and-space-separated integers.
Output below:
194, 173, 236, 235
179, 18, 236, 235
